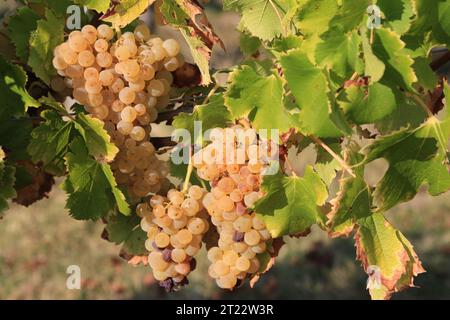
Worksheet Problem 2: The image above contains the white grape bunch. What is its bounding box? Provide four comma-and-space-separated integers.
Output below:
138, 186, 210, 290
52, 22, 184, 199
193, 125, 276, 289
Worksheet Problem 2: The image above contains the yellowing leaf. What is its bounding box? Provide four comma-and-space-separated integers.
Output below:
355, 212, 425, 300
102, 0, 156, 28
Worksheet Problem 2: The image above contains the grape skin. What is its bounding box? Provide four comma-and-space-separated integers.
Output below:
139, 188, 208, 288
55, 22, 186, 201
196, 126, 274, 290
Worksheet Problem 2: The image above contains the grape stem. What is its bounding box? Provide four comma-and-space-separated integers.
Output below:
310, 136, 356, 178
202, 83, 220, 105
182, 145, 194, 194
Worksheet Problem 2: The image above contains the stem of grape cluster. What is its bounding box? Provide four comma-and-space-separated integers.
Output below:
182, 145, 194, 194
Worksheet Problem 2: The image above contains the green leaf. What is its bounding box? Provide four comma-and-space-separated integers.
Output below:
338, 83, 396, 124
102, 0, 155, 27
74, 0, 110, 13
0, 56, 39, 119
377, 0, 415, 34
315, 29, 363, 79
101, 164, 131, 216
64, 138, 128, 220
224, 65, 293, 132
413, 57, 438, 92
330, 0, 370, 32
172, 94, 232, 138
404, 0, 450, 48
0, 118, 33, 161
105, 212, 146, 255
239, 33, 261, 56
28, 9, 65, 85
0, 159, 16, 215
372, 28, 417, 92
28, 0, 73, 17
280, 49, 347, 138
375, 90, 427, 134
73, 113, 119, 162
355, 212, 425, 300
295, 0, 338, 35
28, 110, 74, 176
363, 116, 450, 211
254, 167, 327, 237
328, 152, 371, 238
314, 139, 341, 186
361, 27, 385, 83
438, 0, 450, 37
224, 0, 290, 40
7, 7, 40, 62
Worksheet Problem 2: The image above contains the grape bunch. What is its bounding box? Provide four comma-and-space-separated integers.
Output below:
138, 186, 210, 289
193, 126, 275, 289
52, 22, 184, 198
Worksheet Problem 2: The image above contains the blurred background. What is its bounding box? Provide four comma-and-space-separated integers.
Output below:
0, 1, 449, 300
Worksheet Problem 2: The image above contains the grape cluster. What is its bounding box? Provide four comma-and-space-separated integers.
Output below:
138, 186, 209, 288
52, 22, 184, 198
193, 126, 275, 289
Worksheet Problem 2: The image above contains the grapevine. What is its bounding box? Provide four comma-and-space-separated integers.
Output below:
0, 0, 449, 300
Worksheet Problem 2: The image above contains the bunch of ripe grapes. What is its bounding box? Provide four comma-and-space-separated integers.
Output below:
138, 186, 210, 289
193, 126, 276, 289
52, 22, 184, 198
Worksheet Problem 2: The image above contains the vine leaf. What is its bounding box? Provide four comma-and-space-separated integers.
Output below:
330, 0, 370, 32
355, 212, 425, 300
28, 110, 74, 176
74, 0, 111, 13
63, 138, 129, 220
7, 7, 40, 63
361, 27, 385, 83
102, 0, 156, 27
73, 114, 119, 163
413, 57, 438, 92
328, 152, 371, 238
0, 118, 33, 161
438, 0, 450, 37
295, 0, 339, 36
363, 106, 450, 212
375, 90, 427, 134
104, 212, 147, 256
224, 65, 293, 132
372, 28, 417, 92
280, 49, 348, 138
377, 0, 415, 35
28, 0, 73, 17
224, 0, 290, 41
0, 153, 17, 216
0, 56, 39, 119
338, 83, 396, 124
172, 94, 232, 138
28, 9, 65, 85
315, 28, 363, 79
254, 167, 327, 238
158, 0, 223, 85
